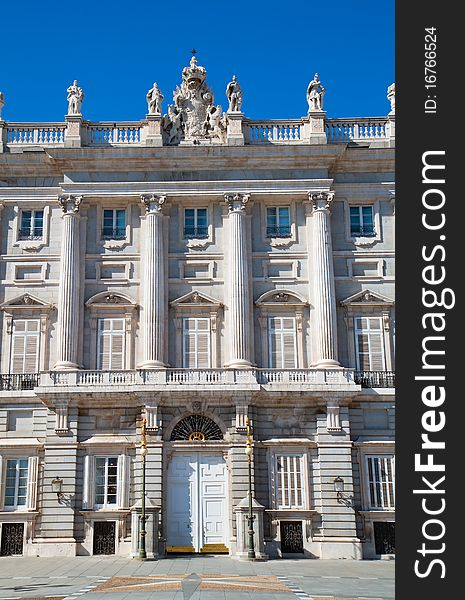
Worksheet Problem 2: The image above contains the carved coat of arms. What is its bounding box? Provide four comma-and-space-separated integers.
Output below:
163, 56, 226, 145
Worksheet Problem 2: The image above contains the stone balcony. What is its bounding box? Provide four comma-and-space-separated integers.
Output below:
0, 369, 395, 396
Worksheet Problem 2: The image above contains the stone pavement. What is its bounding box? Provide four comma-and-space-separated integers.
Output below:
0, 556, 394, 600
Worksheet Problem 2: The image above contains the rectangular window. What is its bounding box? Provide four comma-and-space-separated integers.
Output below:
4, 458, 29, 508
11, 319, 40, 374
266, 207, 291, 238
19, 210, 44, 240
274, 454, 305, 509
268, 316, 297, 368
97, 318, 125, 370
366, 455, 395, 509
102, 209, 126, 240
350, 206, 375, 237
354, 317, 386, 371
182, 317, 210, 368
184, 208, 208, 238
94, 457, 118, 507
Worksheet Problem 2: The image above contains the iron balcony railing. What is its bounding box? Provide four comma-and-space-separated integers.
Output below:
183, 226, 209, 239
354, 371, 395, 388
19, 230, 43, 240
266, 226, 291, 238
101, 228, 126, 240
0, 373, 40, 391
350, 226, 376, 237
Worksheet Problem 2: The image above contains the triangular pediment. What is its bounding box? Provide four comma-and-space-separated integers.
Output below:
340, 289, 394, 306
0, 293, 53, 310
171, 291, 222, 307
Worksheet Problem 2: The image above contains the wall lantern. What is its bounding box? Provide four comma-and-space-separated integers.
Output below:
51, 476, 64, 501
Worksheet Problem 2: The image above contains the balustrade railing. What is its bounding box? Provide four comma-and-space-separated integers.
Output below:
0, 373, 39, 390
87, 123, 141, 145
325, 118, 388, 143
6, 124, 66, 146
36, 368, 360, 387
244, 120, 303, 144
354, 370, 395, 388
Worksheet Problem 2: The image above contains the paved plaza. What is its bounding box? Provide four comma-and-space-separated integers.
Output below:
0, 556, 394, 600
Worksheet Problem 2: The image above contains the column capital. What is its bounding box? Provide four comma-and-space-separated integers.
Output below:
224, 193, 250, 213
309, 190, 335, 212
58, 194, 82, 214
141, 194, 166, 214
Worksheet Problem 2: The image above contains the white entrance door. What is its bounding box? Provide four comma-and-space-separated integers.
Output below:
166, 453, 228, 552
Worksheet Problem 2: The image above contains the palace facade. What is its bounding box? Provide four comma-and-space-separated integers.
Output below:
0, 59, 395, 560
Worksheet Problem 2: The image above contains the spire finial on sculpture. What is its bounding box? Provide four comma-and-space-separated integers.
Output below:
226, 74, 243, 113
306, 72, 326, 112
0, 91, 5, 120
387, 83, 395, 115
146, 82, 164, 115
66, 79, 84, 115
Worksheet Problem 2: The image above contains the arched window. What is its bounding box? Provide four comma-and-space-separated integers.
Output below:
170, 415, 223, 441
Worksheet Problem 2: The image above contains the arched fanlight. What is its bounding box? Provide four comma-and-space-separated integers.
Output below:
171, 415, 223, 441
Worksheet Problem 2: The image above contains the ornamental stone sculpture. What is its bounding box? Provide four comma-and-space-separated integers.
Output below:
66, 80, 84, 115
306, 73, 326, 112
0, 91, 4, 119
226, 75, 243, 113
146, 82, 164, 115
162, 55, 226, 145
387, 83, 395, 114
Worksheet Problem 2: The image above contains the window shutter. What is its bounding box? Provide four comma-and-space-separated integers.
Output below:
274, 454, 305, 509
82, 454, 95, 510
268, 317, 297, 368
97, 319, 125, 370
355, 317, 386, 371
26, 456, 38, 510
12, 320, 40, 373
183, 318, 210, 368
117, 454, 130, 509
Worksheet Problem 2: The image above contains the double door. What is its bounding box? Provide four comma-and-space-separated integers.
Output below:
166, 453, 228, 553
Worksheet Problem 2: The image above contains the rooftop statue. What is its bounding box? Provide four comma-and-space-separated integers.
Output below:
387, 83, 395, 114
226, 75, 243, 113
163, 56, 226, 145
306, 73, 326, 112
146, 82, 164, 115
0, 91, 4, 119
66, 80, 84, 115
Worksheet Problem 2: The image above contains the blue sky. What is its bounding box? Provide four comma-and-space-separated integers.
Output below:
1, 1, 394, 122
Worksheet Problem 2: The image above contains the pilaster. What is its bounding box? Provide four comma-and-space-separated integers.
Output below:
64, 114, 83, 148
226, 112, 245, 146
54, 195, 82, 370
142, 114, 163, 147
139, 194, 167, 368
224, 193, 253, 368
309, 191, 340, 368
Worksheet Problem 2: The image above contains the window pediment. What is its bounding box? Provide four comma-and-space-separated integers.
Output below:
85, 292, 137, 310
255, 289, 307, 307
171, 290, 222, 309
0, 293, 54, 312
340, 289, 394, 308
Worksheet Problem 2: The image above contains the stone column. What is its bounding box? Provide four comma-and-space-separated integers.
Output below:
225, 193, 253, 368
54, 195, 82, 370
139, 194, 166, 368
310, 191, 340, 367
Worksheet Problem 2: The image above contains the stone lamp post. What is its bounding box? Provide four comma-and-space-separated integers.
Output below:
245, 417, 256, 560
138, 417, 148, 560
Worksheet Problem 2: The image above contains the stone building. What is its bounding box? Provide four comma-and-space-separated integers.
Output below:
0, 58, 395, 560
